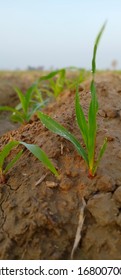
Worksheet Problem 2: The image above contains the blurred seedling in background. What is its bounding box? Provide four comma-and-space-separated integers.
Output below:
0, 83, 46, 124
38, 22, 107, 177
37, 69, 66, 99
0, 69, 66, 124
37, 68, 87, 99
0, 67, 88, 126
0, 140, 58, 184
65, 67, 89, 90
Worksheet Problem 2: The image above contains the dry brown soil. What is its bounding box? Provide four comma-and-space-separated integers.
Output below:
0, 72, 121, 260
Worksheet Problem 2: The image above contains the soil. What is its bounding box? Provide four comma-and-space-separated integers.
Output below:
0, 72, 121, 260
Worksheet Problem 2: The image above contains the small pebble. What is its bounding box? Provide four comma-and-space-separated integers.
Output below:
106, 108, 118, 118
45, 181, 58, 188
60, 177, 73, 191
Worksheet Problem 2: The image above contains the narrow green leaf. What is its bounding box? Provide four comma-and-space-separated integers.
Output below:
0, 141, 19, 170
88, 80, 98, 169
75, 89, 88, 149
31, 99, 49, 107
38, 111, 88, 165
4, 149, 23, 174
55, 69, 65, 97
92, 21, 107, 75
27, 103, 43, 121
90, 79, 98, 112
38, 69, 64, 83
15, 88, 26, 113
0, 106, 23, 117
97, 137, 107, 163
41, 88, 53, 97
0, 105, 15, 113
49, 79, 56, 92
37, 69, 66, 98
93, 138, 107, 175
25, 83, 37, 110
11, 113, 24, 123
20, 141, 59, 177
34, 88, 44, 103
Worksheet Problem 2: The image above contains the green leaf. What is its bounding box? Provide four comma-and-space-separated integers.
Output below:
0, 106, 22, 116
54, 69, 65, 97
88, 80, 98, 170
25, 83, 37, 110
92, 21, 107, 75
38, 69, 64, 83
38, 111, 88, 165
11, 113, 24, 123
27, 103, 43, 121
0, 105, 25, 123
15, 84, 37, 122
34, 88, 44, 103
0, 141, 19, 170
97, 137, 107, 163
4, 149, 23, 174
93, 137, 107, 175
20, 141, 59, 177
75, 89, 88, 149
90, 79, 98, 112
49, 79, 56, 92
15, 87, 26, 113
37, 69, 66, 98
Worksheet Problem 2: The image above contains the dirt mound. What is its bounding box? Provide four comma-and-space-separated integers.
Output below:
0, 73, 121, 259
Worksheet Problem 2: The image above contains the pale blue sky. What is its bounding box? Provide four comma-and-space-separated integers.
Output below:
0, 0, 121, 70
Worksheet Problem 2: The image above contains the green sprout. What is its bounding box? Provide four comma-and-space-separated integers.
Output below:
37, 69, 66, 99
48, 69, 66, 98
0, 69, 66, 123
0, 83, 46, 124
38, 22, 107, 177
0, 140, 58, 184
0, 141, 23, 183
